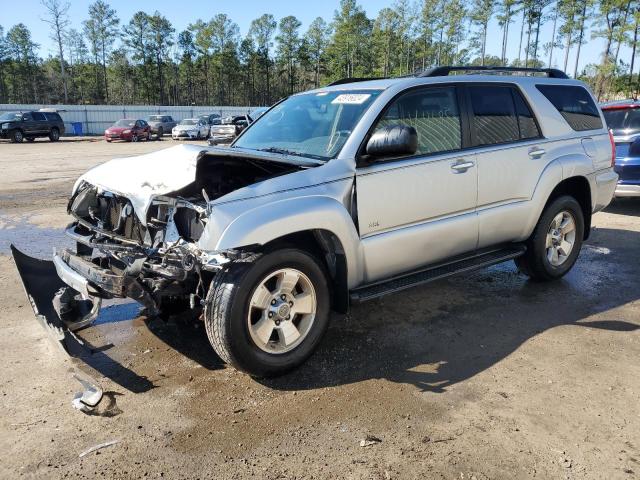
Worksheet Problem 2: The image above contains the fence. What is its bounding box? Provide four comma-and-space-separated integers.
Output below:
0, 104, 258, 135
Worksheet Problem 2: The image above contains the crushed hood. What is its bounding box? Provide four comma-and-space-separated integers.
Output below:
73, 144, 322, 224
74, 144, 204, 220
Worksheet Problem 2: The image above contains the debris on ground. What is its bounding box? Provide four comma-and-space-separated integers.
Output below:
78, 439, 120, 458
359, 435, 382, 447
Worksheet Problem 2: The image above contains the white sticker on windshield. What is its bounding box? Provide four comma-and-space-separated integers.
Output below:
332, 94, 371, 105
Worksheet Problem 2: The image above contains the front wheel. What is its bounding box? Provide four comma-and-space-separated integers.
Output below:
11, 129, 24, 143
204, 249, 330, 377
515, 195, 585, 281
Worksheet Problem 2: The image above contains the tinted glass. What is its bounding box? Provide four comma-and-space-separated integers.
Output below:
469, 86, 519, 146
44, 112, 62, 122
513, 90, 541, 139
22, 113, 33, 121
374, 86, 462, 156
536, 84, 603, 131
31, 112, 47, 121
602, 107, 640, 134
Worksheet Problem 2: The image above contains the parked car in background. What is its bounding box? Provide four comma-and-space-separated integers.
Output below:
208, 114, 252, 145
0, 110, 64, 143
105, 119, 151, 142
172, 118, 210, 140
198, 113, 222, 132
601, 100, 640, 197
146, 115, 177, 137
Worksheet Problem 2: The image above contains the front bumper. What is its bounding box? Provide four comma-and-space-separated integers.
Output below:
172, 131, 199, 139
11, 245, 104, 412
208, 134, 235, 145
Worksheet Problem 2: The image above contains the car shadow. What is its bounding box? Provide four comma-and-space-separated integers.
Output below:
259, 226, 640, 393
606, 197, 640, 217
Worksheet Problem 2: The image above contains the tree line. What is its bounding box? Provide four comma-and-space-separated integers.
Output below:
0, 0, 639, 107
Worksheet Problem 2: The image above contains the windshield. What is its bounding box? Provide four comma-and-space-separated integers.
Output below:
147, 115, 162, 121
0, 112, 22, 121
603, 108, 640, 132
234, 89, 382, 160
180, 119, 197, 126
114, 119, 135, 127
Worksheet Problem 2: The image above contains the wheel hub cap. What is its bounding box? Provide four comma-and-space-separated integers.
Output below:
247, 268, 317, 354
545, 211, 577, 267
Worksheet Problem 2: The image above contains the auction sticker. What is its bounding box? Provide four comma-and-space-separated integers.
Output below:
332, 94, 371, 105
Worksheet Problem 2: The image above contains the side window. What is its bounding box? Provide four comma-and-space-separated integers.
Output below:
513, 90, 541, 139
22, 113, 33, 121
372, 86, 462, 157
468, 86, 519, 146
32, 112, 47, 121
536, 84, 603, 131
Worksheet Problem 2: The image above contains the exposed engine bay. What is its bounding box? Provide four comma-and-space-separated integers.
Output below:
64, 152, 303, 316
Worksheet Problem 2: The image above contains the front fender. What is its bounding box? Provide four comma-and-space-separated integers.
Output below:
214, 196, 364, 287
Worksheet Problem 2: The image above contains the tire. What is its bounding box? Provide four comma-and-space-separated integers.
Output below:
131, 134, 138, 142
146, 131, 151, 141
157, 127, 163, 137
10, 129, 24, 143
515, 195, 585, 281
49, 128, 60, 142
204, 248, 331, 377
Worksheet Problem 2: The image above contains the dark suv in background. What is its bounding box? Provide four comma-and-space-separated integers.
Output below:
601, 101, 640, 197
0, 111, 65, 143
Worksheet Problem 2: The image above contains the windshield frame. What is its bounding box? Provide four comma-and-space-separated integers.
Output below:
114, 119, 135, 127
232, 89, 383, 161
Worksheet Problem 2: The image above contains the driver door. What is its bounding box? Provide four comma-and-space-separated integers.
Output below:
356, 85, 479, 283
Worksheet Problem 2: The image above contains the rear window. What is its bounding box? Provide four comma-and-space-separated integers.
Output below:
468, 85, 541, 146
602, 107, 640, 131
536, 84, 602, 131
44, 112, 62, 122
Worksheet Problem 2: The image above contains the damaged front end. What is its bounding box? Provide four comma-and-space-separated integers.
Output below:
11, 147, 306, 409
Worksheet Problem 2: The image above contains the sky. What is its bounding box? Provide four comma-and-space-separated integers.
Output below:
0, 0, 627, 75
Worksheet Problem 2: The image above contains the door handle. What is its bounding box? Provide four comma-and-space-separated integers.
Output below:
528, 147, 546, 159
451, 160, 475, 173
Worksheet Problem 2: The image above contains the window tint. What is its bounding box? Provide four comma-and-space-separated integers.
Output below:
373, 86, 462, 156
512, 90, 541, 139
44, 112, 62, 122
31, 112, 47, 121
469, 86, 519, 146
536, 84, 603, 131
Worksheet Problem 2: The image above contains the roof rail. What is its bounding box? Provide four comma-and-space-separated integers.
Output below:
327, 77, 386, 86
418, 66, 569, 79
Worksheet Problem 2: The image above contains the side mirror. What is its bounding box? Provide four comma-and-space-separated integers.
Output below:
366, 124, 418, 158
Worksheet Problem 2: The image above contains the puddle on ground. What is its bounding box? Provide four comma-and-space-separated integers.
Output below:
0, 212, 72, 257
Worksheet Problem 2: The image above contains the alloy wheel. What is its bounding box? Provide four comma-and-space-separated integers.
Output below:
247, 268, 317, 354
545, 210, 576, 266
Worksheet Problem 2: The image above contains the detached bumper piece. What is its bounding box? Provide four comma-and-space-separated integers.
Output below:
11, 245, 104, 412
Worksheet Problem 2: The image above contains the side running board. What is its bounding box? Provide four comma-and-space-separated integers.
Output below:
350, 245, 526, 303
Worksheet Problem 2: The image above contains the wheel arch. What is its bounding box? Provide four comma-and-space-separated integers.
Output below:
544, 176, 592, 240
211, 196, 364, 311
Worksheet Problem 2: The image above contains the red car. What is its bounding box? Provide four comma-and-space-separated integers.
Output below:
105, 119, 151, 142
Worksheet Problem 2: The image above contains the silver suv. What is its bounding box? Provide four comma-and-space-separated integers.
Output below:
13, 66, 618, 386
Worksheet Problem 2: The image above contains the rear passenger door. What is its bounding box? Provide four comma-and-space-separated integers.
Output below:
356, 85, 479, 282
466, 84, 548, 248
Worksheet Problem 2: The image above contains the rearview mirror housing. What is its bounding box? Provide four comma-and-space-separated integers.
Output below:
366, 124, 418, 159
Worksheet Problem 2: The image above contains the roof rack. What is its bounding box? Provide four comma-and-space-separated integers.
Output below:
327, 77, 386, 86
419, 66, 569, 79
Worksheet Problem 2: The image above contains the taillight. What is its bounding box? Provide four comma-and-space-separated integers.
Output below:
609, 129, 616, 167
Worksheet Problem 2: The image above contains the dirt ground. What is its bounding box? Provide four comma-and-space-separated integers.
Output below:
0, 137, 639, 479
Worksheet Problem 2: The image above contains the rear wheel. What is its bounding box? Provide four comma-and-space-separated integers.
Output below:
205, 249, 330, 377
49, 128, 60, 142
515, 195, 584, 281
131, 134, 138, 142
10, 129, 24, 143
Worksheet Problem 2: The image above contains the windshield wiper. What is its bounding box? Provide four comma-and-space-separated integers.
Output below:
256, 147, 327, 162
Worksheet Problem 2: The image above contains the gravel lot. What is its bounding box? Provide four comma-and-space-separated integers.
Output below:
0, 137, 639, 479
